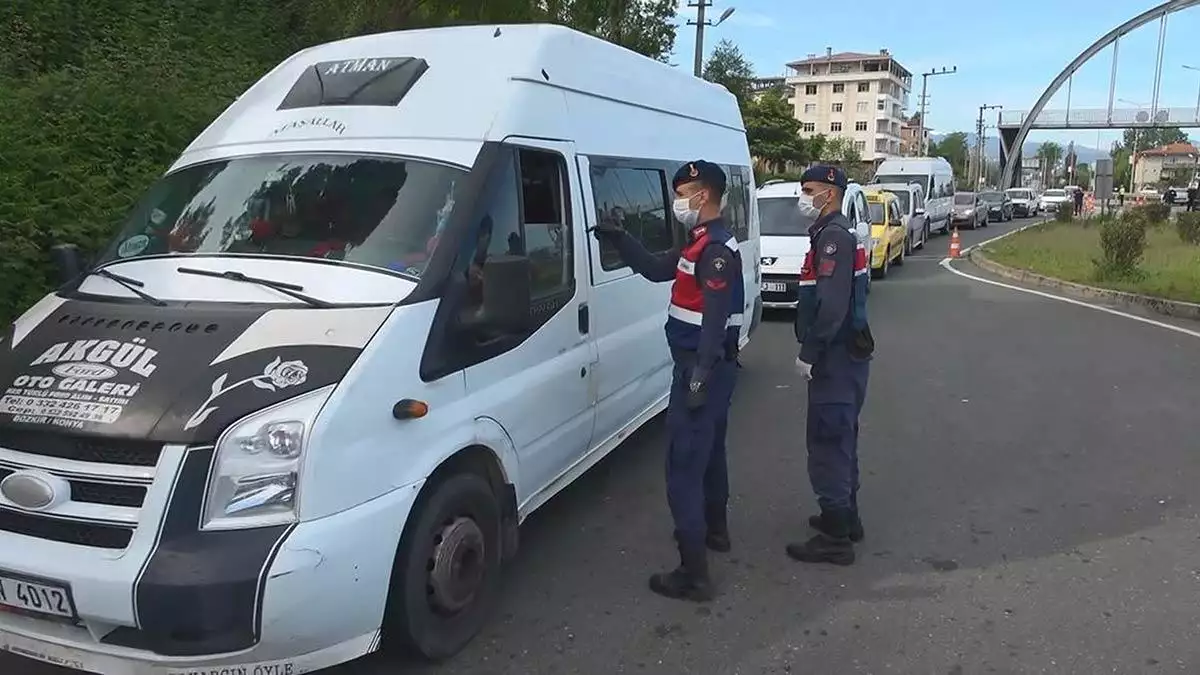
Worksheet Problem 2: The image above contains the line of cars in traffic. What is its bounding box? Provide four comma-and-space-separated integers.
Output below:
949, 187, 1047, 229
756, 157, 1067, 309
756, 157, 959, 307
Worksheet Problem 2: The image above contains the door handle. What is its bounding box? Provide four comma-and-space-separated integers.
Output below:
578, 303, 589, 335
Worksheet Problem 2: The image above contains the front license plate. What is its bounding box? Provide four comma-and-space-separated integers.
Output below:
0, 573, 76, 619
762, 282, 787, 293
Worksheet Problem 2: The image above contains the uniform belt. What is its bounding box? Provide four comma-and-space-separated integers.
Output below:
671, 345, 738, 364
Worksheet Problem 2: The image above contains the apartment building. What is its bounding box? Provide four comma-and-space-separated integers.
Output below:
785, 48, 913, 162
1133, 141, 1199, 189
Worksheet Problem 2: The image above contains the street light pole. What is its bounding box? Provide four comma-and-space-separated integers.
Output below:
688, 2, 736, 78
1184, 65, 1200, 122
976, 104, 1001, 188
692, 0, 707, 77
1120, 98, 1145, 192
916, 66, 956, 156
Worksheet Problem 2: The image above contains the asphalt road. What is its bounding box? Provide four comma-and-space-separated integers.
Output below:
8, 216, 1200, 674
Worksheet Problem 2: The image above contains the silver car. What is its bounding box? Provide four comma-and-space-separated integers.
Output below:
950, 192, 988, 229
1005, 188, 1038, 217
1039, 188, 1071, 213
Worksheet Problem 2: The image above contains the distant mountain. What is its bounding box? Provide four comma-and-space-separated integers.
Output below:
929, 133, 1108, 164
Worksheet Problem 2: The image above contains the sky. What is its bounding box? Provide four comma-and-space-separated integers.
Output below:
668, 0, 1200, 154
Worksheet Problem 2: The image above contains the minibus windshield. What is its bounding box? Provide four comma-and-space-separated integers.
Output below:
96, 154, 467, 278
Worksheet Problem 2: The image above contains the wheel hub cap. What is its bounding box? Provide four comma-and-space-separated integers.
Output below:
427, 516, 485, 614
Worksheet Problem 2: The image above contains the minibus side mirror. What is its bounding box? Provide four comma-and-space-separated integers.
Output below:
480, 255, 533, 335
49, 244, 87, 284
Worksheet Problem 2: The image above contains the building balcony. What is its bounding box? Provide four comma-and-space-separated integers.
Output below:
786, 71, 913, 90
875, 123, 902, 139
875, 140, 902, 155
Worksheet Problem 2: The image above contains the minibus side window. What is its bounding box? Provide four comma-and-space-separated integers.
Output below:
589, 163, 673, 271
723, 166, 749, 242
516, 149, 575, 321
738, 166, 753, 239
430, 147, 576, 374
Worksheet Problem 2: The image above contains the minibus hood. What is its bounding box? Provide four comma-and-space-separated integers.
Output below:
0, 296, 392, 444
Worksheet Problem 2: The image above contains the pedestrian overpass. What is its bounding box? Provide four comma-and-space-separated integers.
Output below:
999, 0, 1200, 188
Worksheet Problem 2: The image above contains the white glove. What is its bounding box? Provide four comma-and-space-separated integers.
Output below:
795, 356, 813, 381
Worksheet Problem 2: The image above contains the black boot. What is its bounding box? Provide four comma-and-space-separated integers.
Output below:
789, 509, 856, 566
649, 538, 714, 602
705, 504, 731, 553
807, 508, 864, 542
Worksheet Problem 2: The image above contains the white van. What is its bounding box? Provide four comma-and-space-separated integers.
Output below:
871, 157, 955, 235
0, 25, 760, 674
756, 180, 872, 308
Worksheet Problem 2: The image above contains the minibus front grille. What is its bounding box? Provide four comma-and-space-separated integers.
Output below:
0, 428, 163, 466
0, 467, 147, 508
0, 430, 162, 550
0, 507, 133, 549
69, 480, 147, 508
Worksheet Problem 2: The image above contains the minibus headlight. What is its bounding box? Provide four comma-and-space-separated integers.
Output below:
201, 386, 332, 531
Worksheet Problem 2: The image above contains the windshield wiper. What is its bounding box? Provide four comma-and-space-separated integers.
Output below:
176, 267, 333, 308
85, 268, 166, 306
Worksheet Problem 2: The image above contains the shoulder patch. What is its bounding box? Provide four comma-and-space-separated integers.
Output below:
712, 256, 726, 272
823, 241, 838, 256
818, 257, 837, 277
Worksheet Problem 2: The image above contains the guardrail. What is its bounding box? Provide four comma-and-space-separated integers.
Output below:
999, 107, 1200, 128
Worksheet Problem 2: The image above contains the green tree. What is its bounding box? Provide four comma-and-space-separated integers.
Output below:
1121, 127, 1190, 153
1036, 142, 1063, 187
984, 160, 1001, 188
1111, 143, 1133, 191
0, 0, 681, 325
741, 87, 810, 174
820, 136, 860, 163
279, 0, 679, 60
930, 132, 969, 180
702, 38, 753, 102
1075, 163, 1092, 191
819, 136, 870, 182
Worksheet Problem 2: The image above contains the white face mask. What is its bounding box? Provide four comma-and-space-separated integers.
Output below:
797, 193, 823, 219
673, 196, 701, 229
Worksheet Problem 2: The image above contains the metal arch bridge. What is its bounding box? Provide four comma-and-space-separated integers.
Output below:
998, 106, 1200, 130
1000, 0, 1200, 188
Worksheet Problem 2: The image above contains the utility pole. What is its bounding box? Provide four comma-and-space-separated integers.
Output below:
975, 104, 1001, 188
917, 66, 957, 155
688, 1, 736, 78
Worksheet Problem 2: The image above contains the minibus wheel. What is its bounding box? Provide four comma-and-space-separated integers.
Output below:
383, 471, 503, 661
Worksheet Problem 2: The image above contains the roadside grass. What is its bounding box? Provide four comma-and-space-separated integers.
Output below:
985, 220, 1200, 304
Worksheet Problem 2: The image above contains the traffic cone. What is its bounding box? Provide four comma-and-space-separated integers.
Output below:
948, 228, 962, 259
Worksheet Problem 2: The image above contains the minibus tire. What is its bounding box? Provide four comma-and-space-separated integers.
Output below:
383, 471, 503, 661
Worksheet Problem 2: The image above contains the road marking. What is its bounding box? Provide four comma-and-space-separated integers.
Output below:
958, 218, 1049, 256
939, 257, 1200, 340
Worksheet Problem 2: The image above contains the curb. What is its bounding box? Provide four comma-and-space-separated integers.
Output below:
969, 230, 1200, 321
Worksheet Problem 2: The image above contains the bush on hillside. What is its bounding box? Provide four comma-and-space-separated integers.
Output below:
1127, 201, 1171, 227
0, 2, 305, 325
1093, 213, 1147, 280
1176, 211, 1200, 245
1055, 201, 1073, 222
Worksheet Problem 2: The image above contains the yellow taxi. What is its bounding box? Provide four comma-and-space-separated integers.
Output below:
864, 190, 906, 278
